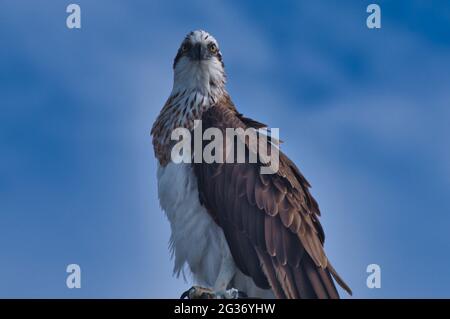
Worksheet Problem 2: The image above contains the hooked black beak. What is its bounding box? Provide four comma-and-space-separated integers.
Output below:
190, 43, 205, 61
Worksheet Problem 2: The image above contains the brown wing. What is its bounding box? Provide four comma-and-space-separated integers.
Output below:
193, 96, 351, 298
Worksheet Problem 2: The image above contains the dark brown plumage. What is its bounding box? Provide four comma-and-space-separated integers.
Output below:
193, 94, 352, 299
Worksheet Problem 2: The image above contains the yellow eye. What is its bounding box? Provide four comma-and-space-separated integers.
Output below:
208, 43, 218, 53
181, 43, 190, 53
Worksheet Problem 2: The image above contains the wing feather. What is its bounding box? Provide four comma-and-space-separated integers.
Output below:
193, 97, 352, 298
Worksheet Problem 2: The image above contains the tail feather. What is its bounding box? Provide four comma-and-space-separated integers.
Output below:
327, 261, 353, 296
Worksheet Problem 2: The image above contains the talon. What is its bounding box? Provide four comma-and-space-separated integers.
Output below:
180, 286, 249, 299
216, 288, 248, 299
180, 286, 215, 299
180, 288, 192, 299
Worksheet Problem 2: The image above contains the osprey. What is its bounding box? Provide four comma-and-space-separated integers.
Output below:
151, 30, 351, 299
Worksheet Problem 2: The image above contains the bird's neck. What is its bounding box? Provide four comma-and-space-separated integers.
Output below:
166, 63, 227, 130
173, 60, 226, 100
151, 78, 227, 165
166, 86, 223, 128
166, 86, 222, 132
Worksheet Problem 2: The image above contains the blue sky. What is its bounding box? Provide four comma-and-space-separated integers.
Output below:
0, 0, 449, 298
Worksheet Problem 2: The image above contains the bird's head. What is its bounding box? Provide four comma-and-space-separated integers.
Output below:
172, 30, 226, 96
